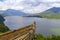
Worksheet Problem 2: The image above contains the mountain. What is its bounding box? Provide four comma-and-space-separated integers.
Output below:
5, 9, 27, 16
46, 7, 60, 13
0, 15, 9, 33
36, 7, 60, 14
37, 7, 60, 19
0, 9, 27, 17
0, 15, 5, 23
28, 7, 60, 19
0, 10, 11, 17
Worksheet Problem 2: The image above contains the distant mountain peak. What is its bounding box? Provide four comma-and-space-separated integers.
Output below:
5, 9, 26, 16
0, 9, 28, 17
46, 7, 60, 13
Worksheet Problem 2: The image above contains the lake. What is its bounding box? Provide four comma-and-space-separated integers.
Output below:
4, 16, 60, 36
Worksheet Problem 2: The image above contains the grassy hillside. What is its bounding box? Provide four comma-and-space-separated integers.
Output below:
28, 13, 60, 19
38, 13, 60, 19
36, 34, 60, 40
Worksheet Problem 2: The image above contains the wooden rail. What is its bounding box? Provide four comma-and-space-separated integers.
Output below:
0, 22, 36, 40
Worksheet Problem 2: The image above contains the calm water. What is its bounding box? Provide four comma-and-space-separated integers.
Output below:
4, 16, 60, 36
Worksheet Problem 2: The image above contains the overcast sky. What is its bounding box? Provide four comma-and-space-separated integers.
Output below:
0, 0, 60, 14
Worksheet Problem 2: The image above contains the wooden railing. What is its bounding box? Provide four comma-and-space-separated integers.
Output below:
0, 22, 36, 40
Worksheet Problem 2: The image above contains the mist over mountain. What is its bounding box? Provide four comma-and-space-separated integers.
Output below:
0, 9, 27, 17
5, 9, 27, 16
0, 10, 10, 17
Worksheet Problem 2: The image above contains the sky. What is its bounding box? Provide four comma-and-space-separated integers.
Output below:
0, 0, 60, 14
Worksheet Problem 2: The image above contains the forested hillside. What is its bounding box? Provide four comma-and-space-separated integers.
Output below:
0, 15, 9, 33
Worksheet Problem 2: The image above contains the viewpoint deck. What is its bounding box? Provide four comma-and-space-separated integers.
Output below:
0, 22, 36, 40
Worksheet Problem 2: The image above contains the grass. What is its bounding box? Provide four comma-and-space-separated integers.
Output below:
35, 28, 60, 40
35, 34, 60, 40
30, 13, 60, 19
51, 28, 60, 35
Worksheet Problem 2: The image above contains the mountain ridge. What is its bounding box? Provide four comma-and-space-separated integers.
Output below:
0, 9, 27, 17
43, 7, 60, 13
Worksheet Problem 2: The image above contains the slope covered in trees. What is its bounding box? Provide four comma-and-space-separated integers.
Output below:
0, 15, 9, 33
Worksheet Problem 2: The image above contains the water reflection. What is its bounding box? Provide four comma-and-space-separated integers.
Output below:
4, 16, 60, 36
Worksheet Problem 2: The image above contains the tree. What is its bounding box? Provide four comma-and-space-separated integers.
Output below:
0, 15, 9, 33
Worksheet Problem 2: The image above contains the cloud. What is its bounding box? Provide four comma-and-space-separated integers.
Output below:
53, 3, 60, 7
0, 0, 60, 13
0, 0, 24, 10
23, 3, 53, 13
38, 0, 60, 2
